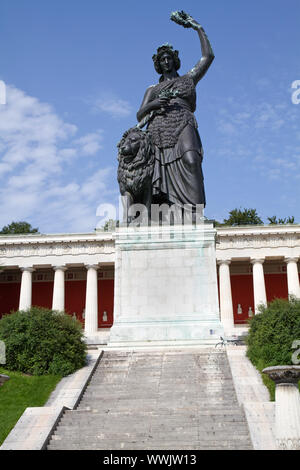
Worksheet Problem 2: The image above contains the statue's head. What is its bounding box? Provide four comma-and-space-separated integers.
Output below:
152, 43, 181, 77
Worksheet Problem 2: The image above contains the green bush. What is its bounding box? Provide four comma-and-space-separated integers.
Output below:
246, 297, 300, 367
0, 307, 87, 376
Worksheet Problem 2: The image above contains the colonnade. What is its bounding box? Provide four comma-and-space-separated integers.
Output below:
13, 256, 300, 337
218, 257, 300, 332
18, 264, 101, 335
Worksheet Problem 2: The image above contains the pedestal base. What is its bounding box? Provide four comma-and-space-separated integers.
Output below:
109, 320, 223, 348
109, 223, 223, 347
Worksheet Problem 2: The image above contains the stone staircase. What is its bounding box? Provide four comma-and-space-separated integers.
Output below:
47, 349, 253, 450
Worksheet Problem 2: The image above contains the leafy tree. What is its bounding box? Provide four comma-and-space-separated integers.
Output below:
246, 297, 300, 367
0, 221, 39, 235
246, 297, 300, 398
212, 219, 223, 227
222, 208, 263, 226
101, 219, 119, 232
267, 216, 295, 225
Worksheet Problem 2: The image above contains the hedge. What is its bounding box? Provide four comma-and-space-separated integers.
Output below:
0, 307, 87, 376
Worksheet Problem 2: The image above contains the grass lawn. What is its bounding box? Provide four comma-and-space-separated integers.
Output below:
0, 367, 61, 446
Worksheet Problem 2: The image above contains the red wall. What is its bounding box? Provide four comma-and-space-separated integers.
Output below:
265, 274, 288, 302
32, 282, 53, 309
0, 283, 20, 318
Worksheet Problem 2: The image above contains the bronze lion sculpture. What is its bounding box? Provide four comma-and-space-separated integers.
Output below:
117, 127, 154, 223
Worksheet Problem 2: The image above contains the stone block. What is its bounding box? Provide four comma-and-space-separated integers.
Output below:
0, 374, 9, 386
109, 224, 223, 347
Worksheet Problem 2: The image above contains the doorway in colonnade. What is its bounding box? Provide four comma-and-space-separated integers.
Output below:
97, 265, 114, 329
0, 268, 56, 318
32, 269, 54, 308
0, 269, 21, 318
64, 265, 115, 329
230, 269, 254, 325
264, 260, 288, 302
65, 268, 86, 324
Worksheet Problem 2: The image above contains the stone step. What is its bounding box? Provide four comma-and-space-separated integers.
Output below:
84, 382, 236, 388
80, 395, 239, 403
62, 408, 247, 418
57, 419, 247, 430
48, 441, 252, 451
90, 377, 235, 380
52, 428, 250, 440
76, 403, 242, 412
79, 393, 239, 399
58, 417, 248, 430
60, 413, 246, 422
49, 433, 252, 442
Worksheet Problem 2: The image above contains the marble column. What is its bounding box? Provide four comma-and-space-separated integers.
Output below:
218, 260, 234, 332
251, 258, 267, 314
85, 264, 99, 335
19, 267, 35, 311
285, 257, 300, 299
52, 266, 67, 311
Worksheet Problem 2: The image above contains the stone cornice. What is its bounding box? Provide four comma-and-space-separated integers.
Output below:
216, 224, 300, 251
0, 231, 114, 245
0, 233, 115, 259
216, 224, 300, 237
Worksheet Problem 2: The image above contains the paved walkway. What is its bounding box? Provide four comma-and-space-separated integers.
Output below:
226, 346, 276, 450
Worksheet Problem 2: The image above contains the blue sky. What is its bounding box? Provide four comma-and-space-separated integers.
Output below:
0, 0, 300, 233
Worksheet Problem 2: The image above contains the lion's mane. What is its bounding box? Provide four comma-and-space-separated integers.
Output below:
117, 127, 155, 197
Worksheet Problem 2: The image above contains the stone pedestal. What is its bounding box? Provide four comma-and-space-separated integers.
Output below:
109, 223, 223, 347
0, 374, 9, 387
263, 365, 300, 450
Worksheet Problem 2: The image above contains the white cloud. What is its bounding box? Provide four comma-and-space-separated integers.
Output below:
92, 93, 132, 118
0, 84, 115, 233
74, 131, 103, 156
80, 168, 112, 200
214, 94, 300, 182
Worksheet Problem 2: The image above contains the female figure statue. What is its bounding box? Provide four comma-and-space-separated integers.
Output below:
137, 11, 214, 213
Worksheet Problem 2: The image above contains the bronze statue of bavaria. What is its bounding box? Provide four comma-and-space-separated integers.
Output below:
118, 11, 214, 222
